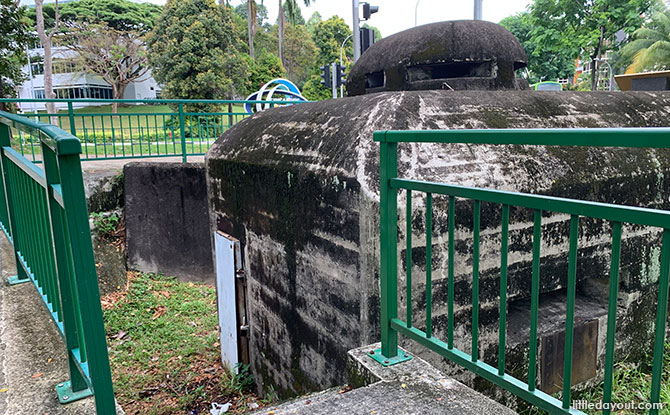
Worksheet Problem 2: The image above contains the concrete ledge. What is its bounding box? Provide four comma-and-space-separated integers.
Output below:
251, 342, 517, 415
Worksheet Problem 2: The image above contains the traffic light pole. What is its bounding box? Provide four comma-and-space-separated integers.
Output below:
331, 62, 338, 99
353, 0, 361, 62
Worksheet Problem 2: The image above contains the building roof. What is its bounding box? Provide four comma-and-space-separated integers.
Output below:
614, 70, 670, 91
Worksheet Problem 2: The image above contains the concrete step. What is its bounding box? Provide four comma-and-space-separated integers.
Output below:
252, 343, 517, 415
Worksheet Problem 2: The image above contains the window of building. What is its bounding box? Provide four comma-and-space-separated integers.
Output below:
32, 86, 113, 100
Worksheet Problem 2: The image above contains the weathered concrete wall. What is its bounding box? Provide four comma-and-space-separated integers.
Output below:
206, 90, 670, 401
125, 162, 214, 283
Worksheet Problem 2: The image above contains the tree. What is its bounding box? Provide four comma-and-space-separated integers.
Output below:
283, 0, 305, 25
278, 0, 313, 65
312, 16, 352, 66
306, 11, 321, 36
500, 12, 575, 83
234, 2, 268, 26
35, 0, 60, 117
0, 0, 32, 111
65, 23, 149, 112
283, 24, 317, 86
246, 52, 285, 92
26, 0, 162, 34
302, 16, 352, 100
247, 1, 257, 59
147, 0, 235, 110
621, 4, 670, 72
530, 0, 654, 90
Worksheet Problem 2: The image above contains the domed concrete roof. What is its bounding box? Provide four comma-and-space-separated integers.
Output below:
347, 20, 529, 96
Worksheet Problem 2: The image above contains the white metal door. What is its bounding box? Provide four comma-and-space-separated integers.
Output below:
215, 231, 240, 373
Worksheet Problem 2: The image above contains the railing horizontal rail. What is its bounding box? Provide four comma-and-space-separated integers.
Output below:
375, 127, 670, 147
392, 178, 670, 228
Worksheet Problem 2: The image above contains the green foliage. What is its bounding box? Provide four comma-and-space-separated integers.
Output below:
26, 0, 162, 33
247, 53, 285, 92
621, 3, 670, 72
0, 0, 32, 104
234, 2, 268, 26
91, 212, 120, 235
302, 73, 331, 101
306, 11, 322, 36
228, 364, 254, 394
500, 12, 575, 83
302, 16, 353, 100
312, 16, 352, 66
529, 0, 655, 89
570, 343, 670, 415
282, 1, 305, 25
283, 24, 317, 87
147, 0, 237, 109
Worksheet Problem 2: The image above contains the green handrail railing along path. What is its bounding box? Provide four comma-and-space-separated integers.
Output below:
0, 98, 306, 163
374, 128, 670, 415
0, 111, 116, 414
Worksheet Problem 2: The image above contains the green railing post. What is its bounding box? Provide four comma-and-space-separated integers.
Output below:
178, 103, 187, 163
41, 141, 90, 400
0, 123, 29, 284
379, 132, 398, 358
58, 150, 116, 414
67, 101, 76, 137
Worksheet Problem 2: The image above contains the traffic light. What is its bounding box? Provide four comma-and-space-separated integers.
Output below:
362, 3, 379, 20
320, 65, 331, 88
360, 28, 376, 55
335, 64, 346, 88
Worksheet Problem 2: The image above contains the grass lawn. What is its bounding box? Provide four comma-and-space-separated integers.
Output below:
102, 272, 265, 415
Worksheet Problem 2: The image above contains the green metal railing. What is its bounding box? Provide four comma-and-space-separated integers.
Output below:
0, 111, 116, 413
0, 98, 304, 163
374, 128, 670, 415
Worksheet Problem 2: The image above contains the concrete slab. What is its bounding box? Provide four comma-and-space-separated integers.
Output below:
0, 233, 123, 414
251, 343, 517, 415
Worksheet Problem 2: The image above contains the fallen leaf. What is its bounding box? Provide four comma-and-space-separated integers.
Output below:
113, 330, 127, 340
152, 306, 166, 320
401, 383, 406, 388
0, 388, 8, 392
31, 373, 43, 379
46, 358, 52, 363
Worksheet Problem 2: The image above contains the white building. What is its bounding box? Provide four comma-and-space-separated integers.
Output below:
17, 38, 161, 112
17, 0, 161, 112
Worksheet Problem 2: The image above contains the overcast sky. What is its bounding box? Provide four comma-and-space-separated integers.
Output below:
141, 0, 533, 37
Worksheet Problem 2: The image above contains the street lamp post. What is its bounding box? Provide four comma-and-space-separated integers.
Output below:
595, 58, 614, 91
415, 0, 421, 27
340, 34, 353, 98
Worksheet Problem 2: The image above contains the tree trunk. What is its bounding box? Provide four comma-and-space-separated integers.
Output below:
278, 0, 284, 64
35, 0, 57, 122
590, 25, 605, 91
247, 1, 256, 60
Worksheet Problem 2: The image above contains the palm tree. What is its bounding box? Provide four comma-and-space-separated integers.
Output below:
278, 0, 312, 64
247, 0, 257, 60
621, 6, 670, 73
